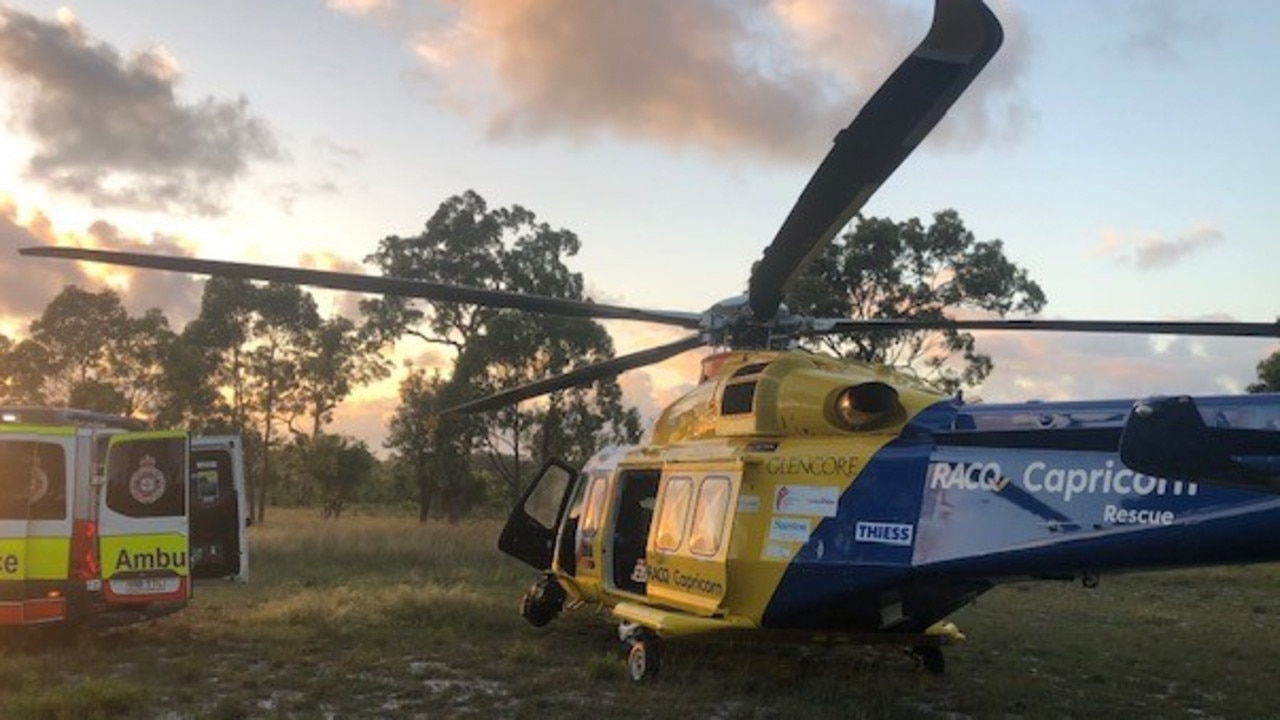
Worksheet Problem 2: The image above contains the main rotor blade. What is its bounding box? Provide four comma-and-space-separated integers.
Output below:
443, 333, 706, 415
809, 317, 1280, 338
20, 246, 704, 329
748, 0, 1002, 322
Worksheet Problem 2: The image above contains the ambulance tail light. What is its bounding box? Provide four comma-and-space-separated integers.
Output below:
71, 520, 100, 581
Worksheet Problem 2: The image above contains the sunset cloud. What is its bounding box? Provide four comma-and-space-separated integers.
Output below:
0, 7, 282, 215
1095, 224, 1225, 270
387, 0, 1032, 160
0, 202, 204, 326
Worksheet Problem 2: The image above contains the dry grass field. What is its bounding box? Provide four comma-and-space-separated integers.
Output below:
2, 507, 1278, 719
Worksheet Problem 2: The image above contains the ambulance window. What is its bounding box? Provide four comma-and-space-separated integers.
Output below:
689, 476, 731, 557
579, 476, 609, 537
106, 438, 187, 518
655, 477, 692, 553
0, 441, 67, 520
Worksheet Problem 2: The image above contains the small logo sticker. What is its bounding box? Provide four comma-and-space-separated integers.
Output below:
129, 455, 167, 505
769, 517, 811, 543
855, 521, 914, 547
774, 485, 839, 517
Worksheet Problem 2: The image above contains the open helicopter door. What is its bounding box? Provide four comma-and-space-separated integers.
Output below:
642, 463, 740, 615
189, 436, 248, 582
99, 431, 190, 607
0, 426, 75, 624
498, 459, 580, 570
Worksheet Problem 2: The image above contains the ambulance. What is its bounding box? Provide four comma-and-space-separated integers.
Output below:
0, 407, 248, 627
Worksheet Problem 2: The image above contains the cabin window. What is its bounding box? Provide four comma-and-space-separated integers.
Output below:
105, 438, 188, 519
0, 440, 67, 521
579, 475, 609, 537
655, 477, 693, 553
689, 476, 731, 557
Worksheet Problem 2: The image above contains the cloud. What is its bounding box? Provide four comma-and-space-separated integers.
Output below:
81, 221, 204, 325
971, 322, 1274, 404
298, 251, 370, 318
1114, 0, 1217, 64
0, 7, 282, 215
387, 0, 1031, 160
328, 0, 397, 16
1095, 224, 1224, 270
0, 201, 90, 317
0, 201, 204, 327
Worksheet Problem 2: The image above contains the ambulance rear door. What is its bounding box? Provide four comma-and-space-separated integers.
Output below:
0, 426, 75, 624
99, 431, 190, 605
190, 435, 248, 582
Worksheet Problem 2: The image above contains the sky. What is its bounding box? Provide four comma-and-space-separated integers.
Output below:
0, 0, 1277, 451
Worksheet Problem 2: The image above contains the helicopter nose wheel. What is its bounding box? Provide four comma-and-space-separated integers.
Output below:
908, 645, 946, 676
618, 623, 661, 682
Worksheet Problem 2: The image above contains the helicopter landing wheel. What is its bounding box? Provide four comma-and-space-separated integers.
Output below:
519, 574, 566, 628
909, 645, 946, 676
626, 633, 661, 682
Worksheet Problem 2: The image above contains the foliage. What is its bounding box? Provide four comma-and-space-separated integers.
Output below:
1249, 347, 1280, 393
785, 210, 1045, 393
370, 190, 642, 518
1, 286, 175, 414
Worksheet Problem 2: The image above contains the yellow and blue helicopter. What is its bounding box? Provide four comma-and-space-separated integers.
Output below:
20, 0, 1280, 681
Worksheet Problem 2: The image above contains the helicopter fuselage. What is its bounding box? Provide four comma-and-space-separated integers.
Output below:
502, 350, 1280, 643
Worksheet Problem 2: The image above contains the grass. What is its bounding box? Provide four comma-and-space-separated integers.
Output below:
2, 506, 1280, 718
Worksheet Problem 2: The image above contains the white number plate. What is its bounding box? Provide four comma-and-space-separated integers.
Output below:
110, 576, 180, 596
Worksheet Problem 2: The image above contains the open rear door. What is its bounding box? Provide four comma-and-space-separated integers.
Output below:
190, 436, 248, 582
498, 459, 580, 570
99, 431, 190, 606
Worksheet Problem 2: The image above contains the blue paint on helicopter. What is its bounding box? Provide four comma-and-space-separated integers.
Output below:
762, 394, 1280, 631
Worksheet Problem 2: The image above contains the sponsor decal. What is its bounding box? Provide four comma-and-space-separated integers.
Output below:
645, 565, 724, 596
1103, 504, 1175, 526
128, 455, 167, 505
762, 542, 794, 560
737, 495, 760, 514
769, 516, 811, 543
855, 521, 914, 547
766, 455, 861, 477
630, 559, 648, 583
774, 484, 839, 517
927, 459, 1198, 503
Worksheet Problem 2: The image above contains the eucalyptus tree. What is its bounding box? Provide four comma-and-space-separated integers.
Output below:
1249, 348, 1280, 393
785, 210, 1045, 394
368, 191, 640, 517
5, 286, 175, 414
